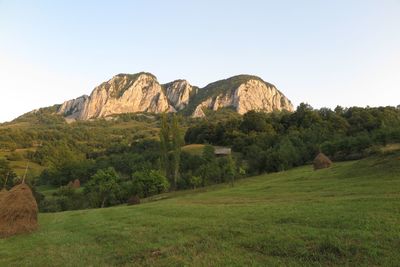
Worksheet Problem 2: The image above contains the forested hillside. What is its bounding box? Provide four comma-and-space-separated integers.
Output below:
1, 104, 400, 212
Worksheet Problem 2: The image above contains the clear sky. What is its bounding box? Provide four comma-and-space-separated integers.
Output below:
0, 0, 399, 122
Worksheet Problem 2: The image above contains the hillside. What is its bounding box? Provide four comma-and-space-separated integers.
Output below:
0, 109, 163, 182
1, 154, 399, 266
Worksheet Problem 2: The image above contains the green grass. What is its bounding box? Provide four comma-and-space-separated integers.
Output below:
0, 148, 45, 178
1, 154, 400, 266
181, 144, 205, 155
36, 185, 59, 197
8, 161, 44, 177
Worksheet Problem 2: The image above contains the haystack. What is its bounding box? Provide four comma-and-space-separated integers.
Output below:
72, 179, 80, 189
313, 153, 332, 170
127, 195, 140, 205
0, 188, 9, 204
0, 183, 38, 238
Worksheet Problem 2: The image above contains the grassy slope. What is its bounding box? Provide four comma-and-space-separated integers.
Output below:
1, 154, 400, 266
0, 148, 44, 178
182, 144, 205, 156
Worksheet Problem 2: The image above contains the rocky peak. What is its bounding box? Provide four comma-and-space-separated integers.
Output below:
190, 75, 294, 117
164, 80, 196, 111
79, 73, 169, 120
57, 72, 294, 120
58, 72, 169, 120
234, 79, 293, 114
57, 95, 89, 119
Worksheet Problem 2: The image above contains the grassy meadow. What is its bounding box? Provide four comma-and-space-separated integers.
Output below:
0, 148, 44, 178
1, 153, 399, 266
181, 144, 205, 156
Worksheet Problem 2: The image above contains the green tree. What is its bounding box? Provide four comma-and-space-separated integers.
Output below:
197, 162, 220, 186
159, 113, 170, 178
130, 170, 169, 198
159, 113, 183, 190
171, 114, 183, 190
225, 154, 236, 186
277, 137, 300, 171
84, 167, 121, 208
202, 145, 215, 163
240, 111, 269, 133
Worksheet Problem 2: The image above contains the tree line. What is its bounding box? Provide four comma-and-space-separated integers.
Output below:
2, 104, 400, 212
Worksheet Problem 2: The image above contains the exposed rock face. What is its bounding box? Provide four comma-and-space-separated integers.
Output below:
58, 95, 88, 119
165, 80, 195, 111
57, 72, 294, 120
236, 79, 293, 114
58, 73, 170, 120
191, 79, 294, 118
79, 73, 169, 120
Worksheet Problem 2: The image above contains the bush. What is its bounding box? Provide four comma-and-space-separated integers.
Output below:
189, 176, 202, 189
130, 170, 170, 198
39, 198, 62, 213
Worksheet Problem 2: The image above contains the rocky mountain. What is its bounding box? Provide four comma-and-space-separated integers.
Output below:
57, 72, 294, 120
165, 80, 197, 111
187, 75, 294, 118
58, 95, 89, 119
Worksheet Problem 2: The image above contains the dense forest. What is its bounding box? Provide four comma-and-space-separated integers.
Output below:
1, 104, 399, 212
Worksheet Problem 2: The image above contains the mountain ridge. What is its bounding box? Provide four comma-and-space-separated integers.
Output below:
57, 72, 294, 120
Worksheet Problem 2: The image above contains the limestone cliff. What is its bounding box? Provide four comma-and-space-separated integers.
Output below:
164, 80, 196, 111
58, 95, 89, 119
57, 72, 294, 120
58, 73, 170, 120
79, 73, 170, 120
191, 78, 294, 118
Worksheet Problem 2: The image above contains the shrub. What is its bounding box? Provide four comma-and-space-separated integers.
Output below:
130, 170, 170, 198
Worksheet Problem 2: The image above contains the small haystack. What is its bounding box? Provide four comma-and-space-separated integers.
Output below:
313, 153, 332, 170
0, 183, 38, 238
127, 195, 140, 205
0, 188, 9, 203
0, 174, 9, 202
72, 179, 80, 189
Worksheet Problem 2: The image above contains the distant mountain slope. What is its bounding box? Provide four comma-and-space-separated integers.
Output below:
56, 72, 294, 120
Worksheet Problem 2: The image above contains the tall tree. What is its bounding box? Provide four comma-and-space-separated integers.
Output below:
159, 113, 170, 178
225, 154, 236, 187
199, 145, 218, 186
202, 145, 215, 163
171, 114, 182, 190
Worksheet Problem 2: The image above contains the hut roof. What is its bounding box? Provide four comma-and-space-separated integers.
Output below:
214, 147, 232, 155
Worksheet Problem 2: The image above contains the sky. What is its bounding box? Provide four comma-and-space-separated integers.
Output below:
0, 0, 399, 122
